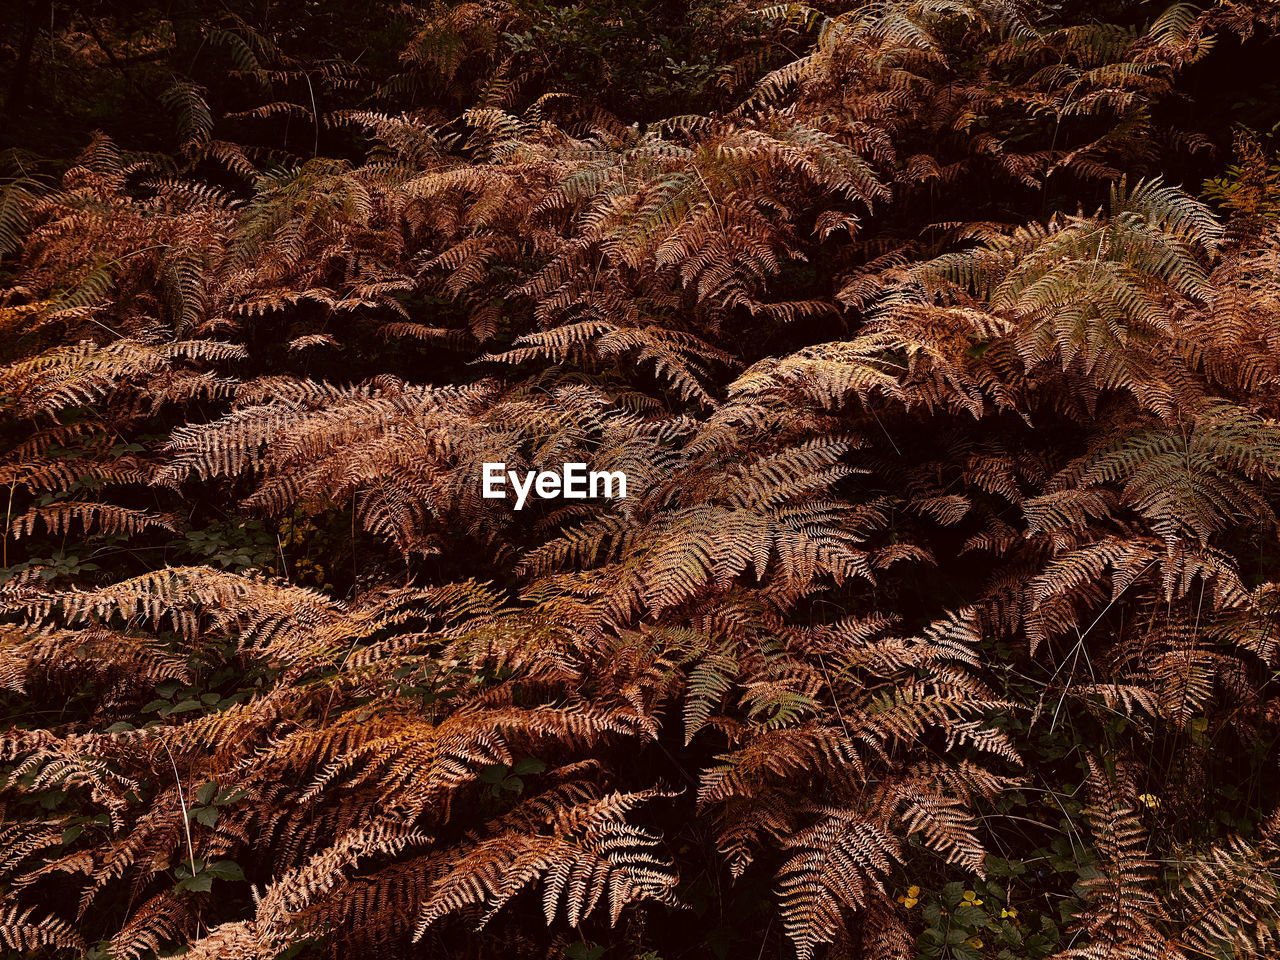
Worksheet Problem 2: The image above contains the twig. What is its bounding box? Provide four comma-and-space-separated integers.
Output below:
161, 741, 199, 879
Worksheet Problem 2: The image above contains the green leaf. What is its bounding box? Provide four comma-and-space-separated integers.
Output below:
206, 860, 246, 881
942, 881, 964, 908
215, 786, 247, 805
178, 873, 214, 892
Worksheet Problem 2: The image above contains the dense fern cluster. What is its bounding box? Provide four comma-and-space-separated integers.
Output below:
4, 2, 1280, 958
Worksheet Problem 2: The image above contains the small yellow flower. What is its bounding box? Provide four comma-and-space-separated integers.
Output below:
907, 885, 920, 898
967, 936, 984, 948
1138, 793, 1161, 810
960, 890, 983, 907
1001, 906, 1018, 919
